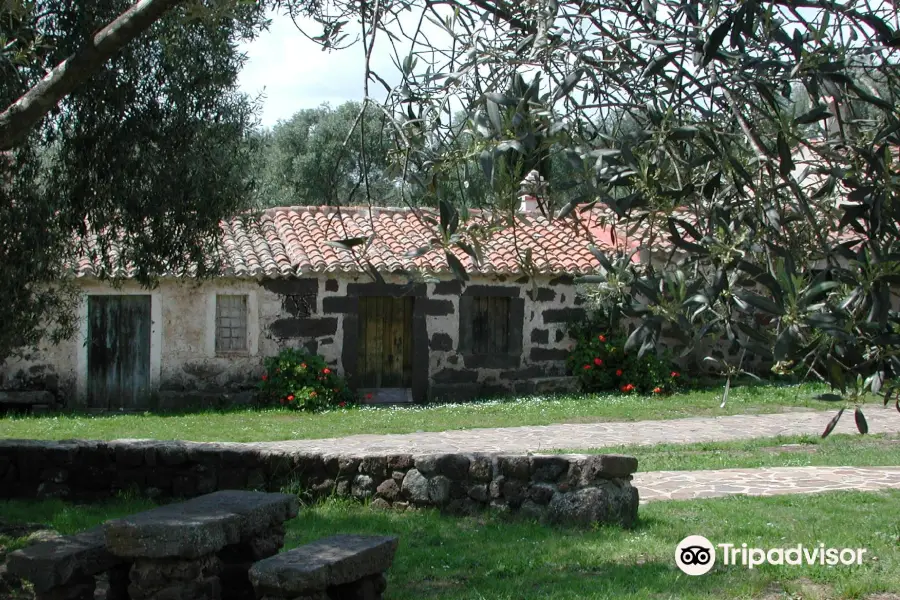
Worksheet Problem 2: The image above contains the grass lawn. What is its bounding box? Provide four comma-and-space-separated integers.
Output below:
2, 491, 898, 599
557, 433, 900, 472
0, 383, 833, 443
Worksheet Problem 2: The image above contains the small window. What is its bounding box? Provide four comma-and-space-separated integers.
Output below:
215, 295, 248, 353
471, 296, 510, 354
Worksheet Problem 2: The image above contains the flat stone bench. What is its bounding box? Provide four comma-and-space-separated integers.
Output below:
249, 535, 398, 600
0, 390, 56, 414
6, 526, 129, 600
104, 490, 298, 600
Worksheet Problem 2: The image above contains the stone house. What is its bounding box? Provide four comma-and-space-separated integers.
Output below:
1, 204, 622, 410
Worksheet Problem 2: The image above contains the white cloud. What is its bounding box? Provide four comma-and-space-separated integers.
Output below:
238, 9, 454, 128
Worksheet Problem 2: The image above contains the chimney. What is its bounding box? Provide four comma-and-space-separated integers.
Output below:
519, 193, 539, 213
518, 169, 546, 214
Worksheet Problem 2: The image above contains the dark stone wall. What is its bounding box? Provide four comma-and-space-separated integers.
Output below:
0, 439, 639, 528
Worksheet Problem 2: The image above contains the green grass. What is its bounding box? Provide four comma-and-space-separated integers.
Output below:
2, 491, 898, 599
0, 494, 156, 556
0, 383, 832, 443
556, 433, 900, 472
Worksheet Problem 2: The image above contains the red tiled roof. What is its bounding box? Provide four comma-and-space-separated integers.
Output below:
74, 205, 630, 279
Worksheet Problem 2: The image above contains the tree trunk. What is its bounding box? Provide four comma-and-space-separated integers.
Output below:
0, 0, 185, 151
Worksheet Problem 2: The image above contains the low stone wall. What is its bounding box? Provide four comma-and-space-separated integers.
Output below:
0, 439, 639, 527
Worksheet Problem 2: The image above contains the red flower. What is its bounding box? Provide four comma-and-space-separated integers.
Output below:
593, 358, 603, 366
261, 374, 268, 381
287, 394, 294, 401
598, 335, 607, 342
671, 371, 680, 378
615, 369, 623, 377
621, 383, 635, 393
300, 363, 307, 369
322, 368, 331, 375
339, 401, 347, 407
365, 392, 373, 400
652, 387, 662, 394
583, 364, 592, 371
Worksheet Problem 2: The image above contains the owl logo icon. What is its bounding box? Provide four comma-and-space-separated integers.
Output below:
675, 535, 716, 575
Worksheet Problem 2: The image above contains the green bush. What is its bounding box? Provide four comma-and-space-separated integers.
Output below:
567, 323, 684, 395
258, 348, 355, 411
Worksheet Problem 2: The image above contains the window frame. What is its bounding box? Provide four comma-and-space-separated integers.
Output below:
214, 294, 249, 355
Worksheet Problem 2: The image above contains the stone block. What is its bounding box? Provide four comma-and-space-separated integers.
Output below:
6, 527, 120, 594
498, 455, 530, 481
322, 296, 356, 314
461, 353, 520, 369
547, 482, 639, 528
385, 455, 413, 471
358, 456, 387, 479
468, 455, 493, 482
549, 275, 574, 286
431, 368, 478, 384
415, 454, 469, 480
269, 318, 338, 339
501, 480, 526, 507
400, 469, 429, 503
542, 307, 585, 324
428, 475, 452, 505
0, 390, 55, 406
419, 299, 455, 316
352, 475, 376, 500
530, 456, 570, 482
530, 329, 549, 344
529, 347, 569, 361
499, 365, 548, 380
527, 483, 557, 506
249, 535, 398, 596
467, 484, 489, 503
103, 490, 298, 559
527, 288, 556, 302
428, 383, 480, 403
261, 279, 319, 297
429, 333, 454, 351
433, 280, 462, 295
370, 498, 391, 511
375, 479, 400, 501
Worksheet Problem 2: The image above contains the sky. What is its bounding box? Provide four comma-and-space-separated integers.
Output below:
237, 10, 426, 129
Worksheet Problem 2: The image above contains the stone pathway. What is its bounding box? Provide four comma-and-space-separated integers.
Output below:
251, 408, 900, 455
636, 466, 900, 504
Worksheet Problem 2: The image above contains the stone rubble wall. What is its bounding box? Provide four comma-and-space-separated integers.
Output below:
0, 439, 639, 528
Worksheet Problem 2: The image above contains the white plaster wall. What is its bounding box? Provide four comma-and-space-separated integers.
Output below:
1, 272, 587, 405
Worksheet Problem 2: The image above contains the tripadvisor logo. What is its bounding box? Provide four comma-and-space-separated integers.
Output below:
675, 535, 868, 575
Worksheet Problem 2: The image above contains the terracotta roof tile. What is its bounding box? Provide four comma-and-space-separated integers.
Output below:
74, 205, 627, 279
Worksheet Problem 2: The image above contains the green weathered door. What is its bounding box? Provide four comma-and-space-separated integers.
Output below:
87, 295, 152, 410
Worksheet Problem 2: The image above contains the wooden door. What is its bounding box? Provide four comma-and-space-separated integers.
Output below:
357, 296, 414, 389
87, 295, 152, 410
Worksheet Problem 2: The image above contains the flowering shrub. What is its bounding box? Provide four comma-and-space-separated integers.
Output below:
567, 324, 684, 395
258, 348, 354, 411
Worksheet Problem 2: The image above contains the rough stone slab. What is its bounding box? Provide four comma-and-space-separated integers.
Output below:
0, 391, 55, 405
104, 490, 298, 559
556, 453, 639, 479
6, 527, 120, 593
249, 535, 398, 595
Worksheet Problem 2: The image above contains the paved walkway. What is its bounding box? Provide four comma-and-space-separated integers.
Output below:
251, 408, 900, 455
636, 466, 900, 503
244, 408, 900, 504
